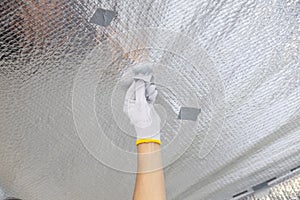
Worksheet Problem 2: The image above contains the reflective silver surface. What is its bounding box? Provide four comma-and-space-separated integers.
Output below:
1, 0, 300, 199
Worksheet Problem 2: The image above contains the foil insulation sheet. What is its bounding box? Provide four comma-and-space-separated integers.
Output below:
0, 0, 300, 199
243, 173, 300, 200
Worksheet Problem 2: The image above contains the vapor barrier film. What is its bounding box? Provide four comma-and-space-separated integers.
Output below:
0, 0, 299, 200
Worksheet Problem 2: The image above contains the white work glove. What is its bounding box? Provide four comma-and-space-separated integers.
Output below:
123, 79, 161, 145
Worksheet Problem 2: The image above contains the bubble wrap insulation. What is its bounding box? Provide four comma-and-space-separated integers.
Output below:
0, 0, 300, 200
243, 173, 300, 200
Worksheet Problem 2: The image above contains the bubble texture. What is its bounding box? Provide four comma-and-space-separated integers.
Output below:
243, 173, 300, 200
0, 0, 300, 199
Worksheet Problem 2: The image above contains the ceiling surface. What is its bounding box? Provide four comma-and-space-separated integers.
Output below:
0, 0, 300, 199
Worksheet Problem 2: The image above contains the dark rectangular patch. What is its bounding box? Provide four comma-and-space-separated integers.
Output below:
90, 8, 116, 27
178, 107, 201, 121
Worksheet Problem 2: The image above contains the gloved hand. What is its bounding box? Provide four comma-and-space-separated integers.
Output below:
123, 79, 161, 145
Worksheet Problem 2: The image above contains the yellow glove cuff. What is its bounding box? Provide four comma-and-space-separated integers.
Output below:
136, 138, 161, 146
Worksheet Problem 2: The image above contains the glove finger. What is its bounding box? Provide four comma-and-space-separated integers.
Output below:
125, 81, 136, 101
135, 80, 146, 104
146, 84, 156, 97
123, 81, 136, 113
147, 89, 158, 103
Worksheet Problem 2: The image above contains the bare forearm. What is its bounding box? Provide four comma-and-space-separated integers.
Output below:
133, 143, 166, 200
